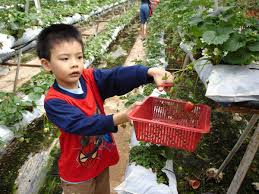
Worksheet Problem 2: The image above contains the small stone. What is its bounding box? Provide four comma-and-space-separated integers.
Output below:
252, 182, 259, 191
233, 113, 242, 121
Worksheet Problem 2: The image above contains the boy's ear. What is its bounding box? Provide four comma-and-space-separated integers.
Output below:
40, 58, 52, 72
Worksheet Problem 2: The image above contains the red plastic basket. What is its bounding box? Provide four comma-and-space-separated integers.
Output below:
128, 96, 211, 152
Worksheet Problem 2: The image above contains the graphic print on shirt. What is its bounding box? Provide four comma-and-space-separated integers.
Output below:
78, 134, 115, 167
78, 136, 100, 166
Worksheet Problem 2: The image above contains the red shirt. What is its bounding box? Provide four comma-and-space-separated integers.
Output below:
45, 68, 119, 182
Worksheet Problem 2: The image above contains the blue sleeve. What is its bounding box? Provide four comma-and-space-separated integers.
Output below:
94, 65, 153, 100
44, 99, 118, 135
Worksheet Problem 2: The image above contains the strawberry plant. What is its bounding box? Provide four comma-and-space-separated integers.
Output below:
18, 71, 54, 100
124, 94, 145, 107
143, 84, 156, 96
84, 6, 138, 61
0, 92, 35, 127
129, 143, 169, 184
0, 0, 124, 38
184, 6, 259, 65
235, 0, 259, 10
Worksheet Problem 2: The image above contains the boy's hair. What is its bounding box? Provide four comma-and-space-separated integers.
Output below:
36, 24, 84, 61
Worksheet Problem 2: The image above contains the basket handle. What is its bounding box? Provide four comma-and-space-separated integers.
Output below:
127, 103, 143, 119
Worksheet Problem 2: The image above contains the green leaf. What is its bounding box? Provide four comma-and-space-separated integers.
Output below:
216, 27, 234, 35
162, 147, 174, 160
223, 34, 246, 52
223, 48, 253, 65
189, 26, 203, 37
188, 15, 203, 26
247, 41, 259, 52
125, 94, 144, 107
28, 93, 41, 101
202, 31, 230, 45
33, 87, 44, 94
7, 106, 17, 114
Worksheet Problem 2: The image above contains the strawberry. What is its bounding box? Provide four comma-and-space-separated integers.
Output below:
184, 101, 195, 112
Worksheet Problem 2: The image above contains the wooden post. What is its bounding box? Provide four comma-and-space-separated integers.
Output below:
25, 0, 30, 14
34, 0, 41, 13
3, 62, 42, 68
215, 114, 259, 178
13, 49, 23, 93
214, 0, 219, 10
182, 54, 190, 68
113, 9, 115, 17
227, 121, 259, 194
95, 23, 99, 36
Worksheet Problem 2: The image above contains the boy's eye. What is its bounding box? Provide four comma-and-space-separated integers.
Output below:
60, 58, 68, 61
78, 56, 83, 59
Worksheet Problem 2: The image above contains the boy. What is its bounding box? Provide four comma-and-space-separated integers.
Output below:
37, 24, 173, 194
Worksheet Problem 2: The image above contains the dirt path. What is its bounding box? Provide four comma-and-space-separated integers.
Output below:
0, 58, 42, 92
104, 34, 146, 194
124, 35, 145, 66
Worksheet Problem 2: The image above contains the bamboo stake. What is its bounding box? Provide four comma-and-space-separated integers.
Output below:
214, 0, 219, 10
2, 62, 42, 68
13, 50, 23, 92
217, 106, 259, 114
215, 114, 259, 178
227, 121, 259, 194
182, 54, 190, 68
25, 0, 30, 14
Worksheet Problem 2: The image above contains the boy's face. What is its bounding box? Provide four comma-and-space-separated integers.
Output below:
41, 40, 84, 89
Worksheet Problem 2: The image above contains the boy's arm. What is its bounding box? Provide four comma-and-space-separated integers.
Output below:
93, 65, 153, 100
45, 99, 118, 135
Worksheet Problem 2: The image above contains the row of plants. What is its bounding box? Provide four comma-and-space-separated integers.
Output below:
0, 71, 54, 138
0, 0, 126, 38
84, 5, 138, 64
145, 0, 189, 68
93, 17, 140, 69
0, 0, 23, 6
183, 5, 259, 65
0, 74, 51, 152
0, 116, 59, 193
148, 0, 259, 66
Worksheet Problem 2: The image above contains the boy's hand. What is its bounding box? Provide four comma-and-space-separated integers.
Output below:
147, 67, 174, 91
113, 101, 143, 126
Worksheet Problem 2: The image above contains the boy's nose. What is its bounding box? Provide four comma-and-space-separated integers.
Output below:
71, 64, 78, 68
71, 59, 79, 68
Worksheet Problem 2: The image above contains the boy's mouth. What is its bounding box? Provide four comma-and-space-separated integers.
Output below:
70, 71, 81, 77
